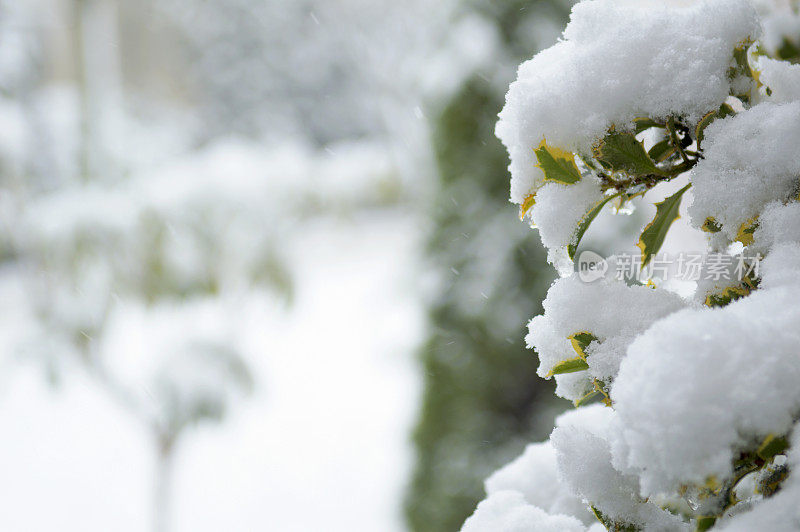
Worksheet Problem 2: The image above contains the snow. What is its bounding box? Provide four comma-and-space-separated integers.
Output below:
485, 442, 595, 525
0, 212, 423, 532
472, 0, 800, 528
526, 274, 686, 401
461, 491, 588, 532
755, 56, 800, 104
612, 285, 800, 496
497, 0, 760, 204
688, 101, 800, 239
529, 177, 603, 272
552, 418, 688, 531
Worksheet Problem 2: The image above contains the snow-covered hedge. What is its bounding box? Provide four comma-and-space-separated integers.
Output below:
464, 0, 800, 530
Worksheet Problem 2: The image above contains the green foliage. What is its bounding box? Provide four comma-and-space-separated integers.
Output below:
547, 357, 590, 377
406, 75, 560, 532
593, 131, 664, 177
568, 192, 623, 260
637, 183, 691, 267
405, 3, 576, 530
535, 140, 582, 184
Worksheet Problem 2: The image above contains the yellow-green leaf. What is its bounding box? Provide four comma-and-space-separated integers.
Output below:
568, 192, 624, 260
736, 217, 759, 246
534, 139, 581, 185
696, 104, 735, 148
701, 217, 722, 233
547, 357, 589, 377
647, 139, 674, 163
593, 131, 664, 176
633, 117, 664, 134
637, 184, 691, 267
574, 388, 602, 407
757, 434, 789, 461
704, 284, 751, 308
569, 331, 597, 358
519, 192, 537, 220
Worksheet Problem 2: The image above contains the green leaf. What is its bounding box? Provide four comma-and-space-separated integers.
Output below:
695, 516, 717, 532
547, 357, 589, 377
718, 103, 735, 119
757, 434, 789, 461
695, 111, 716, 148
574, 388, 602, 407
519, 193, 537, 220
704, 284, 751, 308
736, 217, 759, 246
696, 104, 736, 148
647, 139, 674, 163
637, 184, 691, 267
568, 192, 624, 260
569, 332, 597, 358
633, 117, 663, 134
700, 217, 722, 233
534, 139, 581, 184
591, 506, 641, 532
593, 131, 664, 176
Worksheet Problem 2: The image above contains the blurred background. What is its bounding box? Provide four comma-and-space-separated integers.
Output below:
0, 0, 603, 530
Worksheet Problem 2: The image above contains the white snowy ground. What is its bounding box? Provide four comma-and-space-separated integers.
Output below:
0, 210, 423, 532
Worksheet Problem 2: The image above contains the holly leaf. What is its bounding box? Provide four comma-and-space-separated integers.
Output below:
757, 434, 789, 461
569, 332, 597, 358
701, 217, 722, 233
736, 217, 758, 246
704, 284, 751, 308
568, 192, 624, 260
647, 139, 674, 163
547, 357, 589, 377
534, 139, 581, 184
696, 103, 736, 148
593, 131, 664, 176
637, 183, 691, 267
633, 117, 663, 134
519, 193, 537, 220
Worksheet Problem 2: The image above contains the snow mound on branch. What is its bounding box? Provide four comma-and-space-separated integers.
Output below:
752, 200, 800, 254
755, 56, 800, 104
526, 274, 686, 402
612, 285, 800, 496
552, 413, 690, 531
484, 405, 617, 526
688, 102, 800, 239
496, 0, 760, 203
485, 442, 594, 525
461, 491, 589, 532
760, 243, 800, 290
529, 177, 602, 271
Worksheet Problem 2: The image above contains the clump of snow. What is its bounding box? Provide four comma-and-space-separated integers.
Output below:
497, 0, 760, 204
688, 102, 800, 239
530, 177, 603, 272
552, 415, 689, 531
526, 274, 686, 401
755, 56, 800, 104
759, 243, 800, 290
758, 9, 800, 57
612, 285, 800, 496
485, 442, 595, 525
751, 200, 800, 254
461, 491, 589, 532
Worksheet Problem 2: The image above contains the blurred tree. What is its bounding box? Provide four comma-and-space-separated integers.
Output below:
405, 1, 573, 530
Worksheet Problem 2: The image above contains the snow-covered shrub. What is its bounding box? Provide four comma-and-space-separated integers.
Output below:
464, 0, 800, 530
